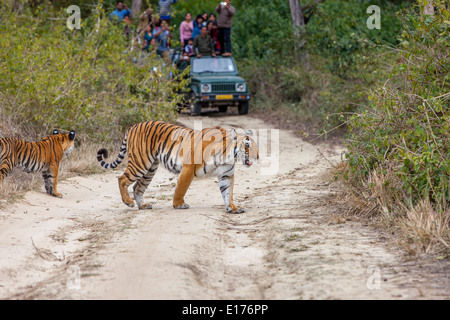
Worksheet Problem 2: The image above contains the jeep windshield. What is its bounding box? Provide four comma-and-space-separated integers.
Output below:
191, 57, 236, 74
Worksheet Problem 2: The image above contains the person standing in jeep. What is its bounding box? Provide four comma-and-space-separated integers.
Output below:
216, 0, 235, 57
193, 26, 216, 58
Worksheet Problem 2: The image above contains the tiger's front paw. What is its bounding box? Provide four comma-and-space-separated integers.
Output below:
45, 186, 62, 198
52, 192, 63, 198
226, 205, 247, 214
174, 203, 190, 209
123, 200, 135, 208
138, 203, 153, 210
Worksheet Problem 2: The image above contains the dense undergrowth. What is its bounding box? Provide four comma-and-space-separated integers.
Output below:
342, 1, 450, 256
0, 0, 188, 143
0, 0, 188, 201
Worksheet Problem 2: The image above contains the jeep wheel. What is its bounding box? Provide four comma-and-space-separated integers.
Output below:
238, 101, 249, 115
218, 106, 228, 113
191, 101, 202, 116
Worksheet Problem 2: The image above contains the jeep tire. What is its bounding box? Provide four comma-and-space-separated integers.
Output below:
238, 101, 249, 115
218, 106, 228, 113
191, 101, 202, 116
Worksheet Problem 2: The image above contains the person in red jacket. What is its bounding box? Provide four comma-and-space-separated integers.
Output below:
207, 20, 220, 55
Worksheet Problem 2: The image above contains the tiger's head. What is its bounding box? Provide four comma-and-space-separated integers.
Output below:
50, 129, 76, 155
230, 129, 259, 167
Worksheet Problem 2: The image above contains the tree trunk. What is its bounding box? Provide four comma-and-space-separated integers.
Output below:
289, 0, 305, 32
131, 0, 143, 17
289, 0, 309, 68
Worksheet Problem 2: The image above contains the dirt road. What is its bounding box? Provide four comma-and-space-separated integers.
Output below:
0, 113, 448, 299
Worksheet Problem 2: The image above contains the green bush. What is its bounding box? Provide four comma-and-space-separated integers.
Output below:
345, 2, 450, 207
0, 1, 188, 142
306, 0, 413, 75
231, 0, 294, 60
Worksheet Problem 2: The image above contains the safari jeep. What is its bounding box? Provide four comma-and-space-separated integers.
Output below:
186, 56, 251, 115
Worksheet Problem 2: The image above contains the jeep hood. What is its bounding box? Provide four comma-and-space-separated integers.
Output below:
191, 75, 247, 83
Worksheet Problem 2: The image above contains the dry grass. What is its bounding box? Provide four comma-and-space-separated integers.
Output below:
399, 200, 450, 257
0, 170, 40, 204
62, 141, 107, 177
331, 161, 450, 258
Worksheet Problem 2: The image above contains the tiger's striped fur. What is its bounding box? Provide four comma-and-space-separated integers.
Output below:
97, 121, 258, 213
0, 130, 76, 198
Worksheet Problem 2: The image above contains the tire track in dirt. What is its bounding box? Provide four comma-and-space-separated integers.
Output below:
0, 114, 448, 299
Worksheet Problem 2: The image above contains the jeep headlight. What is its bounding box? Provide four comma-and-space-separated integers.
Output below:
201, 84, 212, 93
236, 83, 246, 92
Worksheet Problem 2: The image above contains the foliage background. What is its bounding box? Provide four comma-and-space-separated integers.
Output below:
0, 0, 187, 142
342, 1, 450, 255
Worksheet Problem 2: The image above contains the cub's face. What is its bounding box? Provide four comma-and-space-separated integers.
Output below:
232, 129, 259, 167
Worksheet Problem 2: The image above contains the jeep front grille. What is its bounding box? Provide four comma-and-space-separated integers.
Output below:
212, 83, 235, 92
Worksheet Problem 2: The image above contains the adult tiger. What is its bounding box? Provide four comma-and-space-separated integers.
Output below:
0, 130, 76, 198
97, 121, 258, 213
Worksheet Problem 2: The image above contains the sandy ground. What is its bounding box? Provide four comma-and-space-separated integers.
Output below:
0, 112, 448, 300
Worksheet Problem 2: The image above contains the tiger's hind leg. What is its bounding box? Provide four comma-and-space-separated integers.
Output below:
118, 160, 148, 208
0, 159, 12, 182
42, 164, 62, 198
133, 160, 159, 210
42, 169, 53, 194
118, 172, 138, 208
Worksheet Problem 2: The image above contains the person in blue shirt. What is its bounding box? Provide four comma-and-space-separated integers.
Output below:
158, 0, 177, 25
191, 15, 204, 41
153, 21, 172, 64
110, 1, 131, 22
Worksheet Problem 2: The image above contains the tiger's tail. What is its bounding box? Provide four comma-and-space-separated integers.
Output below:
97, 132, 128, 170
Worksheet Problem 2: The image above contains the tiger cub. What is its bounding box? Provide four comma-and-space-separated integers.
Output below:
0, 130, 76, 198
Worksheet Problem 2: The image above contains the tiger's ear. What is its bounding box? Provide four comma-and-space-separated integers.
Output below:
53, 129, 59, 135
69, 130, 76, 141
245, 129, 253, 137
230, 129, 237, 140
